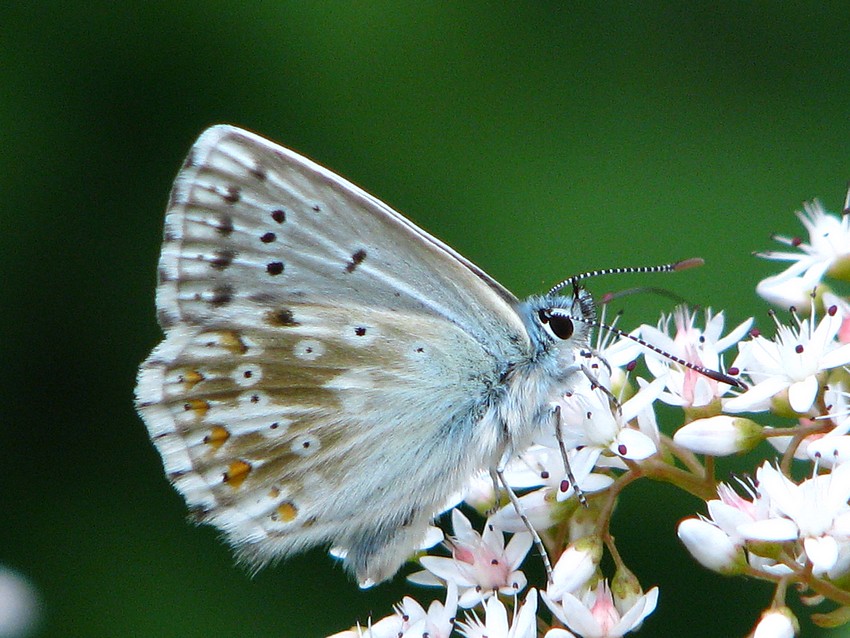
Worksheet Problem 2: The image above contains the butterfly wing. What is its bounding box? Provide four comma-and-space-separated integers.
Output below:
136, 126, 532, 583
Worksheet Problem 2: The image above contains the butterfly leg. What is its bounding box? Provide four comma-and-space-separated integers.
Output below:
552, 405, 587, 506
580, 363, 621, 414
494, 468, 553, 582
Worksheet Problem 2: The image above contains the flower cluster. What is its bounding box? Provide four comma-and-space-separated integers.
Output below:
329, 193, 850, 637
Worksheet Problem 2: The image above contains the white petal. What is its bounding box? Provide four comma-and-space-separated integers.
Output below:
613, 587, 659, 634
421, 526, 445, 549
756, 273, 816, 308
820, 342, 850, 370
513, 589, 539, 638
724, 377, 790, 413
498, 570, 527, 598
620, 376, 666, 422
611, 428, 656, 460
451, 509, 475, 540
505, 532, 534, 569
804, 535, 839, 575
715, 317, 755, 352
418, 556, 477, 587
737, 518, 799, 542
832, 511, 850, 536
553, 591, 599, 635
483, 595, 509, 634
580, 473, 615, 493
459, 588, 488, 609
788, 376, 819, 413
407, 569, 443, 587
707, 500, 753, 539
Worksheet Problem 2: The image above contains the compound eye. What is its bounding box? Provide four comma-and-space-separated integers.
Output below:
538, 308, 575, 340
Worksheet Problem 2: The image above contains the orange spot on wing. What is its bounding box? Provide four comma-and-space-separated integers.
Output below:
223, 460, 252, 489
219, 331, 248, 355
276, 501, 298, 522
179, 369, 205, 390
183, 399, 209, 418
203, 426, 230, 449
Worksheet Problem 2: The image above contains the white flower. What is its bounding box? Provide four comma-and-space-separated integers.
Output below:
641, 307, 752, 409
756, 199, 850, 294
330, 583, 458, 638
489, 447, 613, 533
457, 588, 538, 638
740, 463, 850, 574
677, 476, 793, 575
673, 415, 763, 456
409, 509, 532, 608
554, 377, 663, 463
724, 301, 850, 414
542, 580, 659, 638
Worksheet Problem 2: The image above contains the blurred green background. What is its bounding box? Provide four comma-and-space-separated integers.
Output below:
3, 3, 850, 637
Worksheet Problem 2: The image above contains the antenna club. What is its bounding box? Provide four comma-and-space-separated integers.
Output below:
673, 257, 705, 271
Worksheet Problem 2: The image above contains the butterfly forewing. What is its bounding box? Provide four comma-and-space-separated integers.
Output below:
156, 126, 526, 349
137, 125, 533, 582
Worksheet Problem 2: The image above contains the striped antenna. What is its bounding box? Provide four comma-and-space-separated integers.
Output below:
547, 258, 704, 297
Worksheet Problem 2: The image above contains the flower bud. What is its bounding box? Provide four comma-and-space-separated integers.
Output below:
677, 517, 746, 574
547, 535, 602, 600
752, 607, 798, 638
674, 416, 763, 456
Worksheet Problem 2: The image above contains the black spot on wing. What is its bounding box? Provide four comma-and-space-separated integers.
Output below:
210, 285, 234, 306
270, 209, 287, 224
223, 186, 241, 204
209, 250, 235, 270
266, 261, 284, 276
266, 308, 300, 327
214, 215, 234, 236
345, 249, 367, 273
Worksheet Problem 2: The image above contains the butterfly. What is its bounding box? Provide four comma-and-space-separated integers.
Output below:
136, 125, 612, 587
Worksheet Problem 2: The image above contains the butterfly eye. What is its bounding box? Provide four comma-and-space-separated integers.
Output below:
538, 309, 575, 340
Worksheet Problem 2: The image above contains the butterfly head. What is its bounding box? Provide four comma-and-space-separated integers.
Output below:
522, 285, 597, 362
